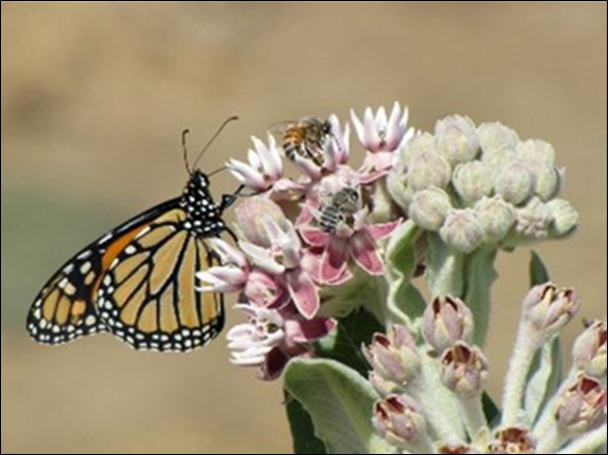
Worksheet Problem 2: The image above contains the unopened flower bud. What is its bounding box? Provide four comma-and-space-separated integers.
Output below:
488, 427, 537, 454
547, 199, 580, 239
573, 320, 607, 380
374, 395, 427, 449
475, 196, 517, 243
478, 123, 519, 174
517, 139, 556, 167
409, 188, 453, 231
495, 160, 536, 206
398, 133, 438, 165
407, 150, 452, 192
364, 325, 421, 386
556, 375, 607, 433
387, 170, 416, 210
235, 197, 289, 247
453, 161, 494, 205
526, 159, 560, 201
523, 284, 580, 336
516, 197, 551, 240
441, 342, 490, 398
440, 210, 485, 254
423, 296, 475, 354
436, 115, 481, 166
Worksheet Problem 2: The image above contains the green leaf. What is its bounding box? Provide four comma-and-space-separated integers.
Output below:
385, 221, 426, 325
315, 307, 384, 377
284, 359, 398, 454
530, 251, 551, 286
482, 392, 502, 427
286, 397, 328, 454
463, 247, 499, 347
319, 268, 389, 324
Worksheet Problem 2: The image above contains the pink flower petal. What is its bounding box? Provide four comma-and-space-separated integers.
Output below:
287, 269, 321, 320
286, 318, 338, 344
367, 220, 402, 240
350, 232, 384, 276
320, 238, 350, 284
300, 227, 330, 247
260, 348, 291, 381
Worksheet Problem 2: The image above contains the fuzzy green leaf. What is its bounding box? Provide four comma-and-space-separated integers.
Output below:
315, 307, 383, 377
385, 221, 426, 325
530, 251, 551, 286
287, 397, 328, 454
284, 359, 398, 454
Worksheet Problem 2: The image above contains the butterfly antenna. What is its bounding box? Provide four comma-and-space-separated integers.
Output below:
192, 116, 240, 171
182, 129, 192, 175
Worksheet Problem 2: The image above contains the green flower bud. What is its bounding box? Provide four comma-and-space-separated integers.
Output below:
407, 151, 452, 192
526, 159, 560, 201
547, 199, 580, 239
409, 188, 453, 231
475, 196, 517, 243
398, 133, 438, 166
440, 210, 485, 254
453, 161, 494, 205
495, 160, 536, 206
478, 122, 519, 175
517, 139, 556, 167
436, 115, 480, 166
387, 170, 416, 210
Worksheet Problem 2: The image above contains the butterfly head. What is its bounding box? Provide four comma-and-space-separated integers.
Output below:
181, 170, 226, 237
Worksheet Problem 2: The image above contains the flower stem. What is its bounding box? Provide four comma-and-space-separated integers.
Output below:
501, 326, 543, 427
555, 424, 607, 454
463, 247, 498, 347
536, 425, 568, 454
458, 395, 490, 446
533, 367, 577, 439
427, 233, 465, 299
408, 356, 466, 442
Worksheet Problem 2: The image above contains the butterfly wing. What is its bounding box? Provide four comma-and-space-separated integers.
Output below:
96, 208, 225, 353
27, 199, 183, 346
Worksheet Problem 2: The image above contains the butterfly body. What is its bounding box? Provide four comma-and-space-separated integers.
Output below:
27, 170, 232, 353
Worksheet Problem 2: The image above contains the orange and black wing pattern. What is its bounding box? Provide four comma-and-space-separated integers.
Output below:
96, 208, 225, 352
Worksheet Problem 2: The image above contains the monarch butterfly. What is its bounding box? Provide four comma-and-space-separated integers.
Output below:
26, 118, 242, 353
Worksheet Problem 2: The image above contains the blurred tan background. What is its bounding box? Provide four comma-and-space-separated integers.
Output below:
1, 2, 606, 454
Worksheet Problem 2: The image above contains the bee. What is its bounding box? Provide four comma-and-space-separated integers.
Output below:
319, 187, 361, 233
281, 117, 333, 167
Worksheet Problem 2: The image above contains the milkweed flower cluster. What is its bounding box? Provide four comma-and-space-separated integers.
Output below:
199, 104, 605, 454
387, 117, 579, 253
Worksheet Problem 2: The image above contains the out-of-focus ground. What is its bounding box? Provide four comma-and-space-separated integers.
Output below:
1, 2, 606, 454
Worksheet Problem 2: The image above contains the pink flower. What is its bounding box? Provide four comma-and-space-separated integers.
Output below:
351, 103, 415, 183
227, 135, 284, 192
198, 239, 286, 308
301, 209, 401, 284
351, 103, 413, 154
240, 218, 321, 319
227, 304, 337, 380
